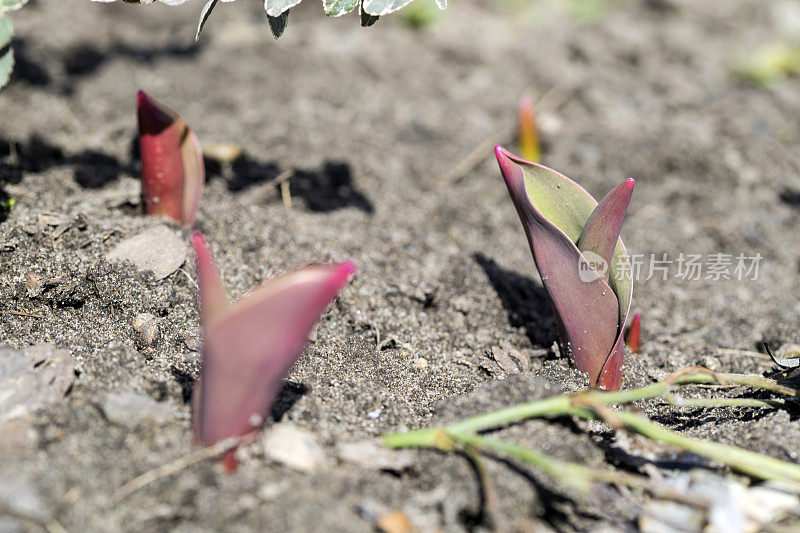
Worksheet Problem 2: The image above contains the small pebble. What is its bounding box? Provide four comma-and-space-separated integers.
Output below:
133, 313, 160, 346
263, 423, 326, 472
102, 390, 173, 428
412, 357, 428, 369
0, 476, 51, 523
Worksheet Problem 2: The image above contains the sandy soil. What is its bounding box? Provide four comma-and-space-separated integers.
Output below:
1, 0, 800, 531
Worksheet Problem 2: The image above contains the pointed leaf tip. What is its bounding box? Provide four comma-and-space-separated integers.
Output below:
494, 145, 525, 190
137, 90, 177, 135
578, 177, 635, 273
333, 261, 357, 286
191, 231, 227, 324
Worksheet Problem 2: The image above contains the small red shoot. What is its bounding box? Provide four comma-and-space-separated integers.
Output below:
137, 90, 205, 226
517, 93, 540, 163
626, 312, 642, 353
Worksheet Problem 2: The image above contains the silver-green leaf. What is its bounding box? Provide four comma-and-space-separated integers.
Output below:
264, 0, 302, 18
0, 0, 29, 13
323, 0, 357, 17
361, 0, 414, 16
0, 15, 13, 89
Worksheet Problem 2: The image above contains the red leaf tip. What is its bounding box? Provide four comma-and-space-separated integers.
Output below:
494, 145, 525, 188
622, 178, 635, 193
190, 230, 207, 251
626, 312, 642, 353
334, 261, 357, 285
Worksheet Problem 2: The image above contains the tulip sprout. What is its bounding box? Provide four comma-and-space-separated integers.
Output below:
137, 90, 205, 226
495, 146, 634, 390
190, 232, 355, 469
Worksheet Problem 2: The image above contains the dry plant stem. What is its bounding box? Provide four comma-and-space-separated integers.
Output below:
264, 169, 294, 189
449, 431, 711, 508
717, 347, 773, 361
438, 129, 508, 185
461, 444, 509, 530
384, 370, 800, 489
1, 310, 44, 318
112, 434, 255, 502
574, 407, 800, 491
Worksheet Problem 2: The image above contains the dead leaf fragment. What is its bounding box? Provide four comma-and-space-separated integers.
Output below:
377, 510, 415, 533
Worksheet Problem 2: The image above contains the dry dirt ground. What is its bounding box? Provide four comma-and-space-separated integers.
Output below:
1, 0, 800, 531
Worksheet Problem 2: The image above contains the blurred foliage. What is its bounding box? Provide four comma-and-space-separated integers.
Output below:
557, 0, 608, 24
93, 0, 446, 40
0, 0, 28, 90
397, 0, 444, 29
737, 44, 800, 86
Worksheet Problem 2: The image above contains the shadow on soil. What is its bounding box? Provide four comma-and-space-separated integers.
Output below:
474, 252, 556, 349
207, 154, 374, 213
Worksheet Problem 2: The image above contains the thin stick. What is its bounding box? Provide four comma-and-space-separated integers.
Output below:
264, 169, 294, 189
1, 310, 44, 319
717, 348, 773, 361
179, 268, 199, 290
461, 444, 508, 530
113, 434, 254, 502
280, 181, 292, 209
438, 129, 509, 186
437, 83, 575, 186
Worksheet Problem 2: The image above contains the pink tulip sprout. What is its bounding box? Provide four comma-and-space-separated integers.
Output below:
495, 145, 634, 390
190, 232, 355, 469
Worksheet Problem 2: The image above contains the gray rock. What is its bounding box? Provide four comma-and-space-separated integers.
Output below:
263, 423, 326, 472
106, 225, 187, 280
0, 476, 51, 523
336, 440, 415, 472
103, 176, 141, 208
0, 344, 76, 422
0, 516, 24, 533
102, 390, 174, 428
133, 313, 161, 346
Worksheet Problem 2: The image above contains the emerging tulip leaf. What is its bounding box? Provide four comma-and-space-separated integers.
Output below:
137, 90, 205, 226
495, 146, 633, 390
190, 232, 356, 463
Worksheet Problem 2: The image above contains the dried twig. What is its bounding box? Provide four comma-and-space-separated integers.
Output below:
1, 310, 44, 319
113, 433, 257, 502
